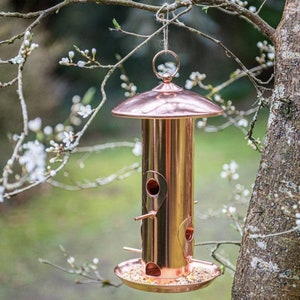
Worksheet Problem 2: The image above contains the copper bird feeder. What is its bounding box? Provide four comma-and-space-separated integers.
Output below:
113, 50, 223, 293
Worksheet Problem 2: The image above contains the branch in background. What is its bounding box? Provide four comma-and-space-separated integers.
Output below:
48, 162, 140, 191
39, 245, 122, 287
211, 244, 237, 273
173, 19, 268, 95
194, 0, 275, 41
195, 240, 240, 273
195, 240, 241, 247
74, 141, 136, 153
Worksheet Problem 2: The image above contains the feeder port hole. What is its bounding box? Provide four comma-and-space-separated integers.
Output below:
146, 178, 160, 197
185, 226, 194, 242
145, 262, 161, 277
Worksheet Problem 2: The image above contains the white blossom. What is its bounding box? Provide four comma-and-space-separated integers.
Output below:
72, 95, 81, 104
248, 6, 256, 12
28, 117, 42, 132
157, 62, 179, 78
25, 31, 31, 38
46, 140, 60, 153
77, 60, 85, 67
185, 80, 194, 90
10, 54, 25, 65
185, 72, 206, 89
237, 118, 248, 128
92, 257, 99, 265
132, 141, 142, 156
68, 51, 75, 60
19, 140, 46, 182
267, 52, 275, 60
0, 185, 4, 202
257, 41, 263, 49
220, 161, 239, 180
247, 137, 261, 150
222, 205, 236, 215
243, 188, 250, 196
59, 57, 69, 65
62, 131, 75, 148
131, 85, 137, 93
228, 206, 236, 214
214, 94, 222, 102
222, 207, 227, 214
30, 43, 39, 51
77, 104, 92, 119
50, 170, 57, 177
67, 256, 75, 264
55, 123, 65, 132
43, 125, 53, 136
190, 71, 206, 81
196, 118, 207, 129
120, 74, 127, 81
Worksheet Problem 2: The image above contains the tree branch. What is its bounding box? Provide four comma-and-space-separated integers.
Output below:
193, 0, 275, 42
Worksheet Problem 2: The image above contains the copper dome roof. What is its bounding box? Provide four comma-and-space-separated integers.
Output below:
112, 81, 223, 119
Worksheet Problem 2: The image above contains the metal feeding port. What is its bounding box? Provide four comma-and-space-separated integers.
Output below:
112, 50, 224, 293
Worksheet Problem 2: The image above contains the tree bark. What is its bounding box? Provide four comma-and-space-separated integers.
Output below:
232, 1, 300, 299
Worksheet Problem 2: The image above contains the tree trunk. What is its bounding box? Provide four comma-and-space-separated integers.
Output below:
232, 1, 300, 299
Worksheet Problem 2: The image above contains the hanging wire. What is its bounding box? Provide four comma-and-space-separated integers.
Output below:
163, 3, 169, 51
156, 3, 169, 51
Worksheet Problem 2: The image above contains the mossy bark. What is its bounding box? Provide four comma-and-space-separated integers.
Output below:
232, 1, 300, 299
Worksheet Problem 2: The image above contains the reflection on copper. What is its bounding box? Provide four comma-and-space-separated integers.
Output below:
112, 50, 223, 293
112, 81, 223, 119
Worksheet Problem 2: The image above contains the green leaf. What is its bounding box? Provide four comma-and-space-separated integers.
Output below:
112, 18, 121, 30
202, 6, 209, 13
220, 265, 225, 274
82, 87, 96, 105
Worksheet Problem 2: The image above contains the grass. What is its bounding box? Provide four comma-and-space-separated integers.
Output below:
0, 118, 267, 300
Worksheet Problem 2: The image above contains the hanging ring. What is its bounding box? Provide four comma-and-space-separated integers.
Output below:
152, 50, 180, 83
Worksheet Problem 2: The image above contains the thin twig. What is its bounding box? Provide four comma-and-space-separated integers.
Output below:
109, 27, 149, 38
74, 141, 136, 153
39, 258, 121, 287
195, 240, 241, 246
211, 244, 236, 272
47, 162, 140, 191
257, 0, 268, 15
249, 226, 300, 239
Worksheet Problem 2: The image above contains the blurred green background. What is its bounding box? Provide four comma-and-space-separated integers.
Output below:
0, 1, 283, 299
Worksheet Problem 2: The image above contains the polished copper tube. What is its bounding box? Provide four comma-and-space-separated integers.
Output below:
141, 118, 194, 276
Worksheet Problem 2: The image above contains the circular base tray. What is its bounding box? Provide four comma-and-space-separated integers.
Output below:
114, 258, 221, 293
